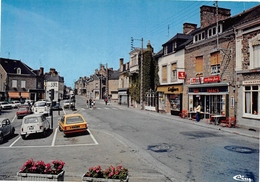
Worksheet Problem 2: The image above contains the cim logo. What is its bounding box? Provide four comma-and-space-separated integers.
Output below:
233, 175, 253, 182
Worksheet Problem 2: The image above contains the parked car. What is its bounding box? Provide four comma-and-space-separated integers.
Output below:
16, 106, 32, 119
0, 118, 15, 144
20, 113, 50, 139
63, 100, 74, 109
32, 101, 49, 115
59, 113, 88, 136
0, 101, 13, 110
10, 101, 21, 108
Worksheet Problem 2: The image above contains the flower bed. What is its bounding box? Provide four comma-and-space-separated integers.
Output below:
82, 165, 129, 182
17, 159, 65, 181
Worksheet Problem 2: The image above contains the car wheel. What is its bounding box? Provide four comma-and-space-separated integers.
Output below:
0, 134, 4, 144
21, 135, 26, 140
58, 126, 63, 131
11, 128, 15, 136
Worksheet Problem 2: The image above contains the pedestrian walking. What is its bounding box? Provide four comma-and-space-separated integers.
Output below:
86, 99, 89, 109
105, 97, 108, 105
196, 104, 201, 122
89, 98, 92, 108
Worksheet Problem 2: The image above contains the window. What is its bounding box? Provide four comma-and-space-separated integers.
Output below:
171, 63, 177, 82
252, 44, 260, 68
210, 52, 221, 75
244, 85, 259, 118
21, 81, 26, 88
194, 32, 205, 43
208, 25, 222, 38
195, 56, 203, 73
162, 65, 167, 83
17, 68, 21, 74
12, 80, 17, 88
164, 46, 168, 55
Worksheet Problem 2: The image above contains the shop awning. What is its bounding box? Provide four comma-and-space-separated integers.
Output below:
157, 85, 183, 94
21, 92, 30, 99
8, 92, 20, 98
187, 82, 229, 88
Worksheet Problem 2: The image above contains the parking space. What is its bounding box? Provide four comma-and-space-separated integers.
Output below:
0, 109, 98, 149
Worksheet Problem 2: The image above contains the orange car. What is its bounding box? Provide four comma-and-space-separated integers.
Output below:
58, 113, 88, 136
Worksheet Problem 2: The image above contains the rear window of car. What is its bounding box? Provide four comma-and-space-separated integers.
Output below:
18, 107, 27, 111
24, 117, 38, 124
35, 102, 46, 107
66, 116, 84, 124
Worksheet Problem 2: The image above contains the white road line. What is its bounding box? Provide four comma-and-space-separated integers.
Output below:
52, 127, 58, 146
88, 129, 98, 145
9, 136, 20, 147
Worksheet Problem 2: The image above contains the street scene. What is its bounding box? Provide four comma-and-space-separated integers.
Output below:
1, 1, 260, 182
0, 95, 258, 181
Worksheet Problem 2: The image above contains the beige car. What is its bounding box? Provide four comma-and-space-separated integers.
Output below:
20, 113, 50, 139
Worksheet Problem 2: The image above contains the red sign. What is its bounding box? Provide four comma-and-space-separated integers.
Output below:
204, 76, 220, 83
178, 71, 186, 79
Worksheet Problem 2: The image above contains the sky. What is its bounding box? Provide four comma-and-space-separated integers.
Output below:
1, 0, 260, 87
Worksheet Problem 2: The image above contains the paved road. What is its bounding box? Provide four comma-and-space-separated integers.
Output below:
0, 97, 258, 182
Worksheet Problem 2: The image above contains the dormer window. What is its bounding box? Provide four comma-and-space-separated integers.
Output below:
194, 31, 205, 43
17, 68, 21, 74
164, 46, 168, 55
208, 25, 222, 38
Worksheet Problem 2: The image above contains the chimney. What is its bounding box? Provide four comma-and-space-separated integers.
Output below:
147, 40, 153, 52
39, 67, 44, 76
183, 23, 197, 34
120, 58, 124, 71
200, 5, 230, 28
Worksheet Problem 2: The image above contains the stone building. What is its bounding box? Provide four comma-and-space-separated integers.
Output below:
234, 5, 260, 129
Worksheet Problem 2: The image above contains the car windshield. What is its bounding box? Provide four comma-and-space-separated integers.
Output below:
35, 102, 46, 107
66, 116, 84, 124
18, 107, 28, 111
24, 117, 38, 124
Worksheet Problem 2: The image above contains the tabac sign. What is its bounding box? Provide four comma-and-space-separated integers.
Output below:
178, 71, 186, 79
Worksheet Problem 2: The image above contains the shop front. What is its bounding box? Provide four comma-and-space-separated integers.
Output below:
187, 81, 229, 119
118, 88, 129, 106
157, 84, 183, 116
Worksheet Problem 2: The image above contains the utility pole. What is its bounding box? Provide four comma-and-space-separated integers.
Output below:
106, 63, 108, 98
131, 37, 144, 109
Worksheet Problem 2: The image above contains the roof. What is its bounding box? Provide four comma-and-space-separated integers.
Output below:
162, 33, 192, 46
0, 58, 36, 76
109, 70, 120, 80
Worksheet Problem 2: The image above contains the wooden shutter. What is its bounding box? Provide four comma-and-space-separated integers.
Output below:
172, 63, 177, 70
210, 52, 220, 65
162, 65, 167, 82
195, 56, 203, 73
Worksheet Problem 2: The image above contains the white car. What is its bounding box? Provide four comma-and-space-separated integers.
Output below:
10, 101, 21, 108
32, 101, 49, 115
20, 113, 50, 139
0, 101, 13, 110
63, 100, 74, 109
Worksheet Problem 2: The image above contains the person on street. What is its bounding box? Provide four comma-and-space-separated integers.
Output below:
196, 104, 201, 122
86, 99, 89, 109
89, 98, 92, 108
105, 97, 108, 105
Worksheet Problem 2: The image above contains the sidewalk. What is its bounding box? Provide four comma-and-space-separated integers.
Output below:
107, 100, 259, 140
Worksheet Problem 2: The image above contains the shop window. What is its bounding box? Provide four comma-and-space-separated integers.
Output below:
171, 63, 177, 82
162, 65, 167, 83
170, 94, 180, 111
244, 85, 259, 118
210, 51, 221, 75
195, 56, 203, 73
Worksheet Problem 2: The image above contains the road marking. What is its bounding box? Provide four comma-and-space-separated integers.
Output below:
9, 136, 20, 147
88, 129, 98, 145
52, 127, 58, 146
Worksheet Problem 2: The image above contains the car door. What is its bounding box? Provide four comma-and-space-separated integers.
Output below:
2, 119, 10, 137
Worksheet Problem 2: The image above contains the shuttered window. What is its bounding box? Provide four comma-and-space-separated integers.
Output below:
171, 63, 177, 81
162, 65, 167, 83
210, 51, 220, 65
195, 56, 203, 73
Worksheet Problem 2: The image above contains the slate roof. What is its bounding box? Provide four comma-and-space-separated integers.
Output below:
109, 70, 120, 80
0, 58, 35, 76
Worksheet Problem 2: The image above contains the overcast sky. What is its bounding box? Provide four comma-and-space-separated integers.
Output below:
1, 0, 259, 87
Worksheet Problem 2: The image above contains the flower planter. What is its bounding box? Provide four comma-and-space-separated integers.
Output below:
82, 175, 129, 182
17, 170, 65, 181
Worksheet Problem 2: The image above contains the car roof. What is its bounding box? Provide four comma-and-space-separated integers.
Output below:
64, 113, 83, 117
23, 113, 45, 118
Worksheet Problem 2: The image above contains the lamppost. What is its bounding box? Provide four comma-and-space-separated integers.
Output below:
131, 37, 144, 110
